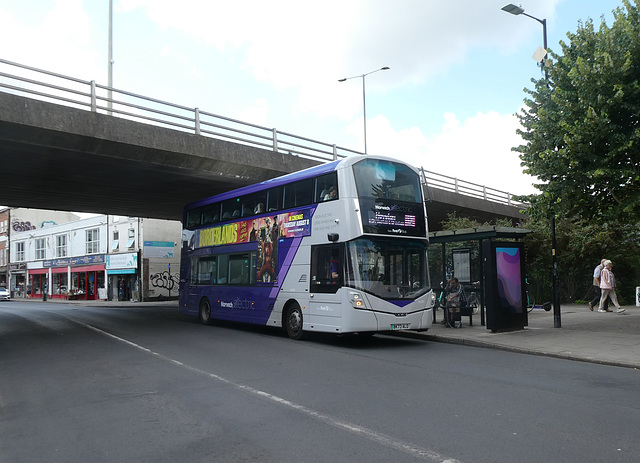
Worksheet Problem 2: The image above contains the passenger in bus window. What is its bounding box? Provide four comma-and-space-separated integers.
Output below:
323, 186, 337, 201
254, 203, 264, 214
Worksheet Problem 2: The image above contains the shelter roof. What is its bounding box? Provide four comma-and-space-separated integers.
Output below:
429, 226, 532, 244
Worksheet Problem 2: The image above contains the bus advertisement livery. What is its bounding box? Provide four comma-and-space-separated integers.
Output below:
179, 155, 435, 339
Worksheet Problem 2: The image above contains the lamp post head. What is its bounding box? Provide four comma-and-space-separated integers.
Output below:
502, 3, 524, 15
381, 66, 390, 71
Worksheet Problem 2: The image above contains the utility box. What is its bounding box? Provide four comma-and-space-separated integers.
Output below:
636, 287, 640, 307
482, 241, 527, 332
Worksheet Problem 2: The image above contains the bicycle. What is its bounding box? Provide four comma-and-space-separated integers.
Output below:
465, 281, 481, 315
466, 293, 480, 314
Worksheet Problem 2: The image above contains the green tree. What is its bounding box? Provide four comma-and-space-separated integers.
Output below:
515, 0, 640, 223
522, 215, 640, 304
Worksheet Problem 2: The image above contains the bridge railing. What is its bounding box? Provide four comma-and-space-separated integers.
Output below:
0, 58, 527, 209
419, 169, 527, 208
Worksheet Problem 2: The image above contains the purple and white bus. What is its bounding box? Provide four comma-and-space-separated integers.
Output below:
179, 155, 434, 339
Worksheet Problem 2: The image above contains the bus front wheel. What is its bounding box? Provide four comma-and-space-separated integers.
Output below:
199, 299, 214, 326
285, 303, 304, 340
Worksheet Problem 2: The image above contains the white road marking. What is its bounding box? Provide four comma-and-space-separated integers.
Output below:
66, 315, 461, 463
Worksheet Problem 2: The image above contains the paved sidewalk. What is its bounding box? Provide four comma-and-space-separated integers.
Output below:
400, 304, 640, 369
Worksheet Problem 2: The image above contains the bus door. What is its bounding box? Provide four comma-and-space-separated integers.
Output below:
309, 244, 344, 326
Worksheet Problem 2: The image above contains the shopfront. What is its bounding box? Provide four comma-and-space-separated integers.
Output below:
28, 268, 48, 298
106, 252, 139, 301
42, 255, 106, 300
70, 265, 105, 300
9, 263, 26, 298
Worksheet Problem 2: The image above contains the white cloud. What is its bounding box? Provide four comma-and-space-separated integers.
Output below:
364, 110, 537, 196
237, 98, 270, 126
0, 0, 100, 79
0, 0, 558, 200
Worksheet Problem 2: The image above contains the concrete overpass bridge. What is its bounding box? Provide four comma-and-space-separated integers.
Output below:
0, 58, 526, 230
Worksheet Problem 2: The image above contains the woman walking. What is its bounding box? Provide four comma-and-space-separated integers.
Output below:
598, 260, 625, 313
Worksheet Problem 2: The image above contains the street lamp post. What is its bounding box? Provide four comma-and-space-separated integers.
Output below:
338, 66, 390, 154
502, 3, 560, 328
501, 4, 547, 70
108, 0, 113, 115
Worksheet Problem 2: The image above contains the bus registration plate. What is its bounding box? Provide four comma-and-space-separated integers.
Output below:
390, 323, 410, 330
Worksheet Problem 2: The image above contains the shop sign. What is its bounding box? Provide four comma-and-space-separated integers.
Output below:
43, 254, 105, 268
106, 253, 138, 270
144, 241, 175, 258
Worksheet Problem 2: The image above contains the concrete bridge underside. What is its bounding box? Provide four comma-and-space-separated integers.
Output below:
0, 92, 524, 229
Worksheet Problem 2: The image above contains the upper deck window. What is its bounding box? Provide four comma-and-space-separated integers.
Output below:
284, 178, 313, 209
353, 159, 422, 203
353, 159, 426, 237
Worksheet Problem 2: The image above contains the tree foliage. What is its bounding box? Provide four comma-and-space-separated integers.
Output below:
436, 214, 640, 304
515, 0, 640, 223
522, 215, 640, 304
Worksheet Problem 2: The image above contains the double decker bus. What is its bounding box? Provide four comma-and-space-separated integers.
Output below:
179, 155, 434, 339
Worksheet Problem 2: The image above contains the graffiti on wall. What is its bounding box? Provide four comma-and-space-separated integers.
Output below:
12, 221, 36, 232
150, 270, 179, 292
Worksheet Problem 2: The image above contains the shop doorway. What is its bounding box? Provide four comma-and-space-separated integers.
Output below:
71, 271, 105, 300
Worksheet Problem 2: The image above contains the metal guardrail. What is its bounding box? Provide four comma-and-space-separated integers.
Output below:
0, 58, 526, 209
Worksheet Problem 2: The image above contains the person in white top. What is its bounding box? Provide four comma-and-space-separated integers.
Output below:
597, 260, 625, 313
589, 259, 608, 311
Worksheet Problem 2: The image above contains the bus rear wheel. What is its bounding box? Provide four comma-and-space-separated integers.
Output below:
199, 299, 214, 326
285, 303, 304, 340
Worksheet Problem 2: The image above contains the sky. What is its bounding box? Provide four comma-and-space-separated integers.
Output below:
0, 0, 625, 197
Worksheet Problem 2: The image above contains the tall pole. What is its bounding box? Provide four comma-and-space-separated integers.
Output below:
502, 4, 560, 327
362, 74, 368, 154
338, 66, 390, 154
108, 0, 113, 115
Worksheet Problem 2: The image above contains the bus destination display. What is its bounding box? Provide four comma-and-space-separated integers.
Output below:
361, 199, 425, 236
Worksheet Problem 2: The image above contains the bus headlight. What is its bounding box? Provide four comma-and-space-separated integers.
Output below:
349, 291, 368, 309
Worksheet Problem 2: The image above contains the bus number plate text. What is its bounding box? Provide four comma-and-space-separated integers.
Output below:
390, 323, 410, 330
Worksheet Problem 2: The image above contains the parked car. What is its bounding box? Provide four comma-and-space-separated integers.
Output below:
0, 287, 10, 301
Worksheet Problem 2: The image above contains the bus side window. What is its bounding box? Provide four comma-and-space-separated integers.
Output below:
242, 192, 267, 217
202, 203, 220, 225
267, 187, 283, 212
197, 256, 217, 285
315, 172, 338, 203
222, 198, 239, 221
187, 207, 203, 229
217, 254, 229, 284
284, 178, 313, 209
310, 244, 342, 294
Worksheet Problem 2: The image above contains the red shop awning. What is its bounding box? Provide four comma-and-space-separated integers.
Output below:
29, 268, 48, 275
71, 265, 105, 273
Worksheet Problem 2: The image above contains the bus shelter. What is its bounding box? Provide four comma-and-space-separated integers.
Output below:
428, 226, 532, 327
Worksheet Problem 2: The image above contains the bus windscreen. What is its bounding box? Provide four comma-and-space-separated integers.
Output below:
352, 159, 426, 236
